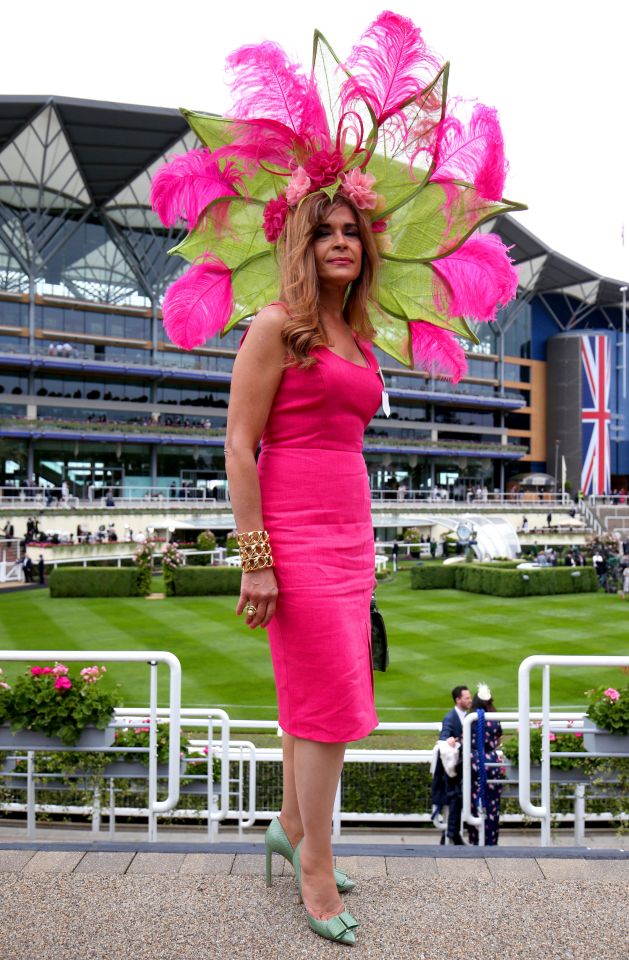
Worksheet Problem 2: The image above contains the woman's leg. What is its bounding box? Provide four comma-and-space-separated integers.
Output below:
278, 732, 304, 849
293, 737, 346, 920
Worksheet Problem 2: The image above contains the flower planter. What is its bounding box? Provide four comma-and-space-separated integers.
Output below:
0, 723, 116, 751
582, 718, 629, 755
506, 765, 590, 783
102, 759, 186, 778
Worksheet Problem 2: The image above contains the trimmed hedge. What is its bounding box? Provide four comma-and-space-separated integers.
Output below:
454, 565, 598, 597
410, 564, 455, 589
49, 567, 143, 598
170, 566, 242, 596
410, 563, 598, 596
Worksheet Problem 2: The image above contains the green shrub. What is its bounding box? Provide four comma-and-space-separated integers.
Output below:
194, 530, 217, 565
410, 564, 455, 589
170, 566, 242, 596
49, 567, 142, 598
454, 565, 597, 597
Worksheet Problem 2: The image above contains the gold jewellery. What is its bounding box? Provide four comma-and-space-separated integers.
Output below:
237, 529, 274, 573
246, 604, 257, 616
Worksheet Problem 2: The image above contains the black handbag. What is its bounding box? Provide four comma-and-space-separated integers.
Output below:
370, 594, 389, 672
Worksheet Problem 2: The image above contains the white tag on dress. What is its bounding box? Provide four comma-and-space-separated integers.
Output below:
378, 368, 391, 417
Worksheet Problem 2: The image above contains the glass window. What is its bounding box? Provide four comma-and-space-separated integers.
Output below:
0, 300, 26, 325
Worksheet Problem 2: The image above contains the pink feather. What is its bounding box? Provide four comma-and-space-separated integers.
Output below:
431, 105, 508, 200
162, 258, 233, 350
409, 321, 467, 383
211, 118, 307, 173
226, 42, 329, 147
151, 150, 242, 228
342, 11, 441, 123
432, 234, 518, 322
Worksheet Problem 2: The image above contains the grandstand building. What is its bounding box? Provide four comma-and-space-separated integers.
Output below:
0, 96, 627, 500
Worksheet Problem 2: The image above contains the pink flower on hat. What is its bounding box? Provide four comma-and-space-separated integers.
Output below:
305, 149, 345, 189
286, 166, 312, 206
263, 194, 289, 242
340, 168, 378, 210
604, 687, 620, 701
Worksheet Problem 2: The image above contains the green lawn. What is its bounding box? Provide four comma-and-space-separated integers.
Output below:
0, 573, 626, 722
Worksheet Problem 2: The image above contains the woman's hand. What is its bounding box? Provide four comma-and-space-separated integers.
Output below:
236, 568, 278, 629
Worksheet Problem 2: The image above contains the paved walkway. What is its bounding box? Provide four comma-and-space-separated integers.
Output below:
0, 844, 627, 960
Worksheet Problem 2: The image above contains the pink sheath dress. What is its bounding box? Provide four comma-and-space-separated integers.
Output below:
246, 330, 383, 742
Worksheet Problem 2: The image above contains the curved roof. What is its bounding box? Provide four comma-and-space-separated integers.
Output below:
0, 94, 627, 311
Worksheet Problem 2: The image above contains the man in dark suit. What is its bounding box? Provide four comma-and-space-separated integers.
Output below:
439, 684, 472, 844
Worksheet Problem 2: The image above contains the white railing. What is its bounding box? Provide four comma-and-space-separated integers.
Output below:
518, 655, 629, 846
1, 486, 578, 510
461, 712, 589, 846
0, 650, 182, 841
39, 548, 229, 570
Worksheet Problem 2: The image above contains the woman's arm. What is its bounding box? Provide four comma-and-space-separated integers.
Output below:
225, 304, 287, 629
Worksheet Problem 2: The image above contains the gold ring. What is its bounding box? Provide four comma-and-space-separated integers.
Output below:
246, 604, 257, 616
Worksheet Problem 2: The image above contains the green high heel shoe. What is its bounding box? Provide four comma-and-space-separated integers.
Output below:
264, 817, 356, 893
292, 840, 359, 946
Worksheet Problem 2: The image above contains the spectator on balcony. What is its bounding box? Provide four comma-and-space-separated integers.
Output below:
521, 516, 529, 533
3, 520, 14, 539
396, 481, 407, 501
546, 511, 552, 528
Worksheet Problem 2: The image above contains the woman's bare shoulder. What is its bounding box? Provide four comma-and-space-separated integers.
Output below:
251, 302, 289, 331
242, 303, 288, 353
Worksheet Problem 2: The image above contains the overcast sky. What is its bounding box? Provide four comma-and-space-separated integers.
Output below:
4, 0, 628, 285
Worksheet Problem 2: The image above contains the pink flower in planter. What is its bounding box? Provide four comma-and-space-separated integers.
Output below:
548, 732, 556, 742
0, 681, 10, 690
52, 663, 69, 676
41, 667, 53, 675
604, 687, 620, 701
202, 746, 209, 756
574, 732, 583, 737
30, 666, 45, 676
54, 676, 72, 691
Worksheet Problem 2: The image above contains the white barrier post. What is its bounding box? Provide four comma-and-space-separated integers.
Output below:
148, 659, 158, 842
26, 751, 35, 838
541, 664, 551, 846
518, 655, 629, 836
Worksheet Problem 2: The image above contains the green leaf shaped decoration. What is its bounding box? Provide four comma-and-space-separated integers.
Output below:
225, 252, 280, 332
169, 197, 267, 270
369, 302, 412, 367
383, 181, 526, 263
377, 259, 480, 344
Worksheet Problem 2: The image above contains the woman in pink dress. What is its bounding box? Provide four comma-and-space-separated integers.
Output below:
225, 192, 383, 945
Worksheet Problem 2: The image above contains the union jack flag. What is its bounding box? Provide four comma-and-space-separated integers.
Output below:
581, 335, 611, 496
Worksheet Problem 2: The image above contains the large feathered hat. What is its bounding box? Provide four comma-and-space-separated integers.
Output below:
151, 11, 526, 381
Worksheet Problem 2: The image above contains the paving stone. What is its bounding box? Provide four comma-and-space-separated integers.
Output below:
179, 853, 235, 875
580, 859, 629, 882
436, 857, 492, 879
487, 858, 544, 880
23, 851, 85, 874
386, 856, 439, 877
231, 853, 283, 877
335, 855, 387, 878
126, 853, 186, 875
0, 850, 36, 872
73, 852, 135, 874
536, 858, 590, 880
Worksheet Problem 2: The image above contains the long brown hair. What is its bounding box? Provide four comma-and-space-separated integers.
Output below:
277, 192, 379, 367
